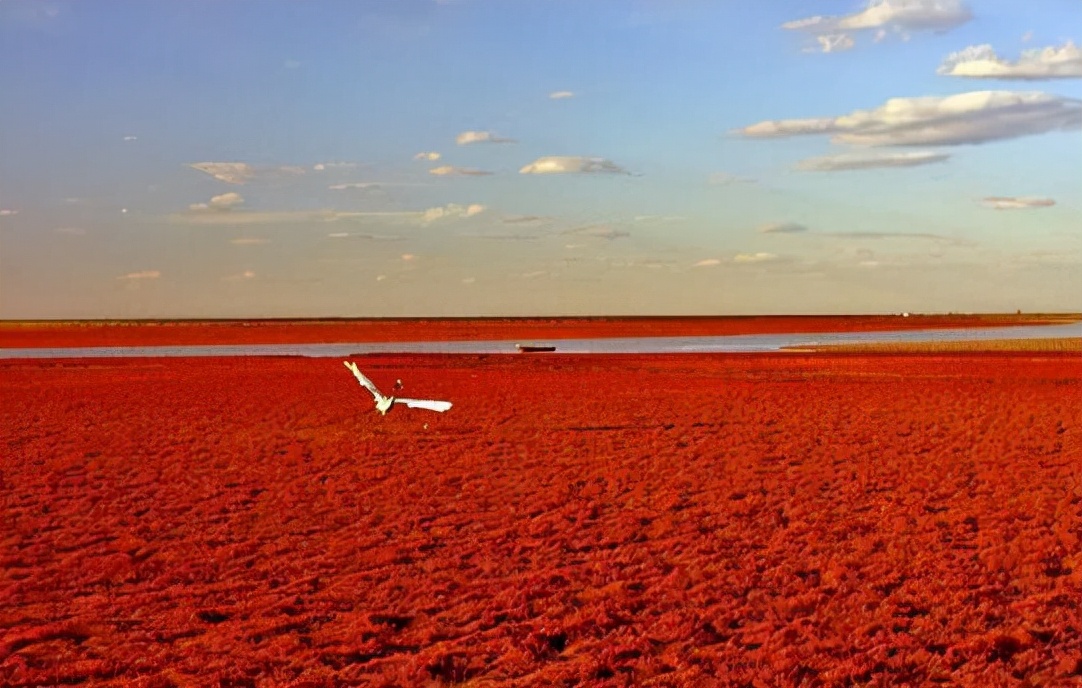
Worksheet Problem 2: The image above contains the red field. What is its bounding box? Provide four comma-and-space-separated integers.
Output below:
1, 314, 1074, 348
2, 353, 1081, 686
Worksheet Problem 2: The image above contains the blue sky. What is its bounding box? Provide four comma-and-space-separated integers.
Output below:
1, 0, 1079, 317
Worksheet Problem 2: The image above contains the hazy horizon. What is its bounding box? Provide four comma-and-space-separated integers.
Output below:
1, 0, 1080, 318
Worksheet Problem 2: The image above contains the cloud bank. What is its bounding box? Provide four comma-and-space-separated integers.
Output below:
938, 42, 1082, 80
737, 91, 1082, 146
549, 91, 575, 99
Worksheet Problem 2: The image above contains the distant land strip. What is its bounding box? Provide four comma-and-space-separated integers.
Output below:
783, 338, 1082, 353
1, 314, 1079, 349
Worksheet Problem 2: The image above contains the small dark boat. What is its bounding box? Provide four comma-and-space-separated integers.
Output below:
516, 343, 557, 353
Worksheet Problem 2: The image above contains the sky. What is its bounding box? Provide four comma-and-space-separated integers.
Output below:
0, 0, 1079, 318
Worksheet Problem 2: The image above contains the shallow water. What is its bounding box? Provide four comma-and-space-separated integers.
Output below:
1, 322, 1078, 359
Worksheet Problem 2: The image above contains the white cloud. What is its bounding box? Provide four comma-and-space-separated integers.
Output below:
189, 192, 244, 212
420, 203, 486, 223
938, 42, 1082, 80
327, 231, 402, 241
123, 135, 138, 142
329, 181, 426, 191
795, 150, 950, 171
562, 224, 630, 240
188, 162, 306, 184
740, 118, 837, 138
784, 0, 971, 35
708, 172, 755, 186
312, 161, 358, 171
549, 91, 575, 99
171, 209, 419, 226
633, 215, 688, 223
223, 270, 256, 281
814, 34, 855, 53
117, 270, 160, 280
414, 151, 441, 161
429, 165, 493, 176
694, 258, 721, 267
175, 204, 485, 227
502, 215, 550, 225
401, 254, 415, 261
519, 156, 629, 174
737, 91, 1082, 146
456, 130, 515, 145
0, 209, 18, 217
329, 182, 382, 190
1021, 31, 1034, 44
189, 162, 255, 184
758, 222, 808, 234
459, 230, 541, 241
824, 231, 972, 245
981, 196, 1055, 210
733, 252, 778, 263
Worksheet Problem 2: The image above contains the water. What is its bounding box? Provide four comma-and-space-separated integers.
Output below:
1, 322, 1078, 359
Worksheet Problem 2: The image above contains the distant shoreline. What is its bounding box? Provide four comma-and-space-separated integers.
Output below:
2, 314, 1078, 349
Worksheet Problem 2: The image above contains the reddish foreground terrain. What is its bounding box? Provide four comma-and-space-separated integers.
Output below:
1, 314, 1075, 348
2, 353, 1081, 686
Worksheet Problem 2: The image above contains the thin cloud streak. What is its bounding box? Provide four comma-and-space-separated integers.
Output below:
117, 270, 160, 280
759, 222, 808, 234
429, 165, 493, 176
795, 151, 950, 171
822, 231, 976, 246
737, 91, 1082, 146
520, 156, 629, 174
456, 130, 515, 145
981, 196, 1055, 210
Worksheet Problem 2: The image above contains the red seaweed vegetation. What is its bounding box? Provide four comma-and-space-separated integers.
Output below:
1, 353, 1080, 686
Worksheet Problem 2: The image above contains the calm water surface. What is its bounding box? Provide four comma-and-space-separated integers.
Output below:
1, 322, 1079, 359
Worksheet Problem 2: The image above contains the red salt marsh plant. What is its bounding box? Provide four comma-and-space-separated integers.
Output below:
1, 352, 1080, 686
